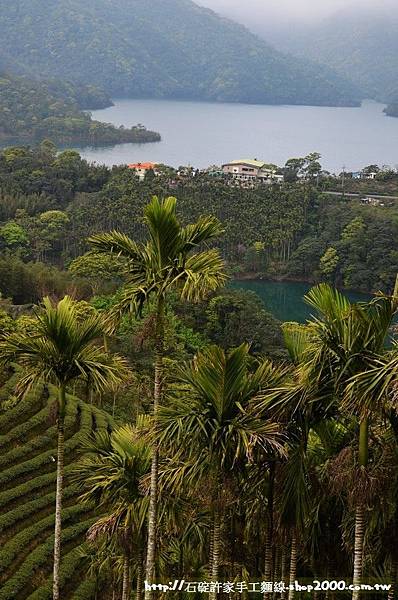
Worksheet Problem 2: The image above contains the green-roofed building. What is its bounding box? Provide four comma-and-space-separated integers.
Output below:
222, 159, 283, 184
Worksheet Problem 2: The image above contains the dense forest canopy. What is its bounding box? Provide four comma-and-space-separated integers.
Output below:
0, 0, 361, 107
0, 145, 397, 306
0, 72, 160, 146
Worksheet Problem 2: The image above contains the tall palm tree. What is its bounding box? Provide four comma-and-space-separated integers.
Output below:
75, 424, 151, 600
0, 296, 126, 600
346, 345, 398, 599
88, 195, 226, 597
155, 344, 287, 599
296, 283, 398, 599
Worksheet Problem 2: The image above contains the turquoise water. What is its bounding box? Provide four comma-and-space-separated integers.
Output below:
231, 280, 372, 323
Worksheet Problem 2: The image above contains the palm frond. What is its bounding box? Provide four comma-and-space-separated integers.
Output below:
179, 215, 224, 251
88, 231, 143, 261
144, 196, 181, 267
282, 321, 313, 363
0, 296, 128, 393
179, 249, 227, 301
304, 283, 351, 322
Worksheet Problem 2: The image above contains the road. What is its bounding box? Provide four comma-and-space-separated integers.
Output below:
324, 191, 398, 200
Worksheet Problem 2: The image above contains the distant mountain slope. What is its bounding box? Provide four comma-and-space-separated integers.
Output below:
280, 9, 398, 103
0, 0, 361, 107
385, 101, 398, 118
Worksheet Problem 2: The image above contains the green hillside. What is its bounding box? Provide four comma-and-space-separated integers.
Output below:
0, 72, 160, 146
0, 0, 360, 107
0, 370, 113, 598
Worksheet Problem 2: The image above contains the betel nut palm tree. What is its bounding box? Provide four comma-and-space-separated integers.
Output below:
155, 344, 287, 600
88, 195, 226, 598
0, 296, 127, 600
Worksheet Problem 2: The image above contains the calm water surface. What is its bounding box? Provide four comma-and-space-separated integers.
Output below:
231, 280, 372, 323
79, 99, 398, 172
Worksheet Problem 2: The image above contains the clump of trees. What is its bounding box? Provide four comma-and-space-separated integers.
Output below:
0, 74, 160, 146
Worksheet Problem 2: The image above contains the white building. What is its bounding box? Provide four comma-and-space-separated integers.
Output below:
222, 159, 283, 184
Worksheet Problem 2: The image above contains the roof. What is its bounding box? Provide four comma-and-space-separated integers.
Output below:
223, 159, 267, 168
127, 162, 158, 170
222, 159, 279, 171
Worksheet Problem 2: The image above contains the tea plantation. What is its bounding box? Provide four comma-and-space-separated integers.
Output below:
0, 369, 113, 598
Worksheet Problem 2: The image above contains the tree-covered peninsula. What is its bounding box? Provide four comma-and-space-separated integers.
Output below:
0, 73, 161, 146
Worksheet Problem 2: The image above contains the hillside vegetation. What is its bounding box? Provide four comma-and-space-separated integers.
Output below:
0, 72, 160, 146
0, 146, 397, 302
0, 369, 113, 599
0, 0, 360, 107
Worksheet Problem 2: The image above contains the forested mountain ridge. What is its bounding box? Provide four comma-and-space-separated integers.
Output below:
0, 72, 160, 146
0, 0, 361, 107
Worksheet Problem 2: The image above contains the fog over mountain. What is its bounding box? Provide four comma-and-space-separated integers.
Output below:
198, 0, 394, 42
199, 0, 398, 107
199, 0, 388, 25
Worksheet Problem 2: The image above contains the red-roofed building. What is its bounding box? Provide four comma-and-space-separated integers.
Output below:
128, 162, 158, 180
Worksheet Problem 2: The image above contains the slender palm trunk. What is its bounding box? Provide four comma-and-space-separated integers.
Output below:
288, 531, 298, 600
209, 506, 222, 600
388, 559, 397, 600
312, 559, 321, 600
273, 548, 281, 600
103, 334, 109, 353
209, 525, 214, 576
145, 297, 165, 600
122, 555, 130, 600
281, 545, 289, 600
264, 463, 275, 600
352, 417, 369, 600
52, 385, 66, 600
352, 505, 366, 600
135, 557, 144, 600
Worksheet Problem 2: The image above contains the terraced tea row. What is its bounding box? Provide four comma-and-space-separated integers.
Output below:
0, 374, 114, 598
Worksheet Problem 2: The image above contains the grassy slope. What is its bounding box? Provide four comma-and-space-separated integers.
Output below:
0, 371, 113, 599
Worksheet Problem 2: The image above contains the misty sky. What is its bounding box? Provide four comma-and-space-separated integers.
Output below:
198, 0, 383, 24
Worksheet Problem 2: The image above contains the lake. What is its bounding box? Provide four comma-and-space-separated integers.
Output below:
78, 98, 398, 173
231, 280, 372, 323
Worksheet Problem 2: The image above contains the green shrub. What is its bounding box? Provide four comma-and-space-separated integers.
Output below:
0, 484, 78, 533
0, 504, 90, 572
0, 383, 44, 431
0, 426, 85, 486
0, 468, 70, 510
70, 578, 97, 600
27, 546, 90, 600
0, 401, 52, 449
0, 395, 80, 468
0, 518, 95, 600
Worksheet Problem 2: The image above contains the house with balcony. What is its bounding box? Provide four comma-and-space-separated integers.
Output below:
128, 162, 159, 180
222, 159, 283, 184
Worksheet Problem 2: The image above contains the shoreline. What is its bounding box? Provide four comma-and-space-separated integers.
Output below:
232, 273, 375, 296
